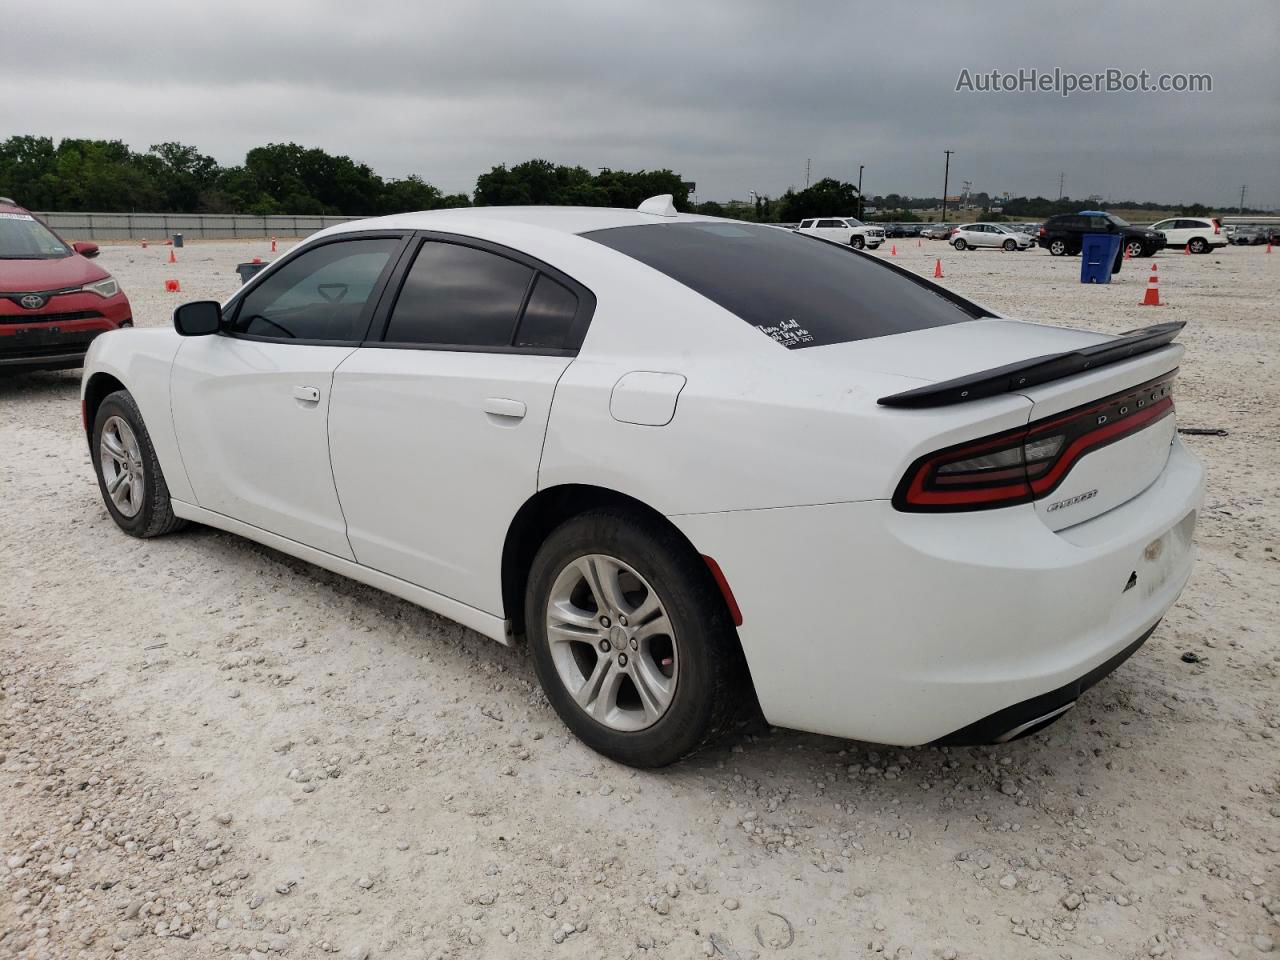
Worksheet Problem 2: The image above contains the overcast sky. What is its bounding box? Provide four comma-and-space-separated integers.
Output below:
5, 0, 1277, 207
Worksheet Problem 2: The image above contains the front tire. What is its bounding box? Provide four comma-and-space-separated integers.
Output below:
1125, 240, 1146, 259
850, 236, 865, 249
1049, 239, 1067, 256
525, 509, 745, 767
92, 390, 187, 538
1003, 238, 1017, 251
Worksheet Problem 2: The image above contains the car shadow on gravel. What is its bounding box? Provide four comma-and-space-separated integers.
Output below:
0, 368, 82, 400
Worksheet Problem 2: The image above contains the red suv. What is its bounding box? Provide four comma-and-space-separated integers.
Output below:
1, 198, 132, 372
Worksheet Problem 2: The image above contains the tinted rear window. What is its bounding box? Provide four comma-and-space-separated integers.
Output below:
584, 222, 978, 349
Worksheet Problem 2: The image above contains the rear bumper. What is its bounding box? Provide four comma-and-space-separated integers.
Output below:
672, 438, 1204, 745
0, 292, 130, 370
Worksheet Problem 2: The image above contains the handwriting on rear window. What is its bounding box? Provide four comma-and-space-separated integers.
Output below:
755, 318, 814, 348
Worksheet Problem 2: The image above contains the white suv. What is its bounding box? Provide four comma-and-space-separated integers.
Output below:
1148, 217, 1227, 254
795, 217, 885, 250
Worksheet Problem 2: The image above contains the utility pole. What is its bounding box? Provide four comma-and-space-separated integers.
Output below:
941, 150, 954, 223
1057, 171, 1065, 201
857, 164, 864, 219
1239, 185, 1246, 214
805, 158, 811, 188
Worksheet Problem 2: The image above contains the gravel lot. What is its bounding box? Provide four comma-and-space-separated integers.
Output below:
2, 238, 1277, 960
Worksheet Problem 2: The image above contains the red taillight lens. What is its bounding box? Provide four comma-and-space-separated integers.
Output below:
893, 373, 1176, 512
1212, 219, 1220, 234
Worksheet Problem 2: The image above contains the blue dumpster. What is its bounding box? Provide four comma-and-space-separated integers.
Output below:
1080, 233, 1122, 283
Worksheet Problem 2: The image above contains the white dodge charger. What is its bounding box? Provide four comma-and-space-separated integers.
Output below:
81, 196, 1204, 767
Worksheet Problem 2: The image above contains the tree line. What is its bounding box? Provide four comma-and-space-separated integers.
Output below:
0, 136, 1253, 221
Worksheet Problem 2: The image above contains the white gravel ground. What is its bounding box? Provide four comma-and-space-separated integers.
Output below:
2, 237, 1278, 960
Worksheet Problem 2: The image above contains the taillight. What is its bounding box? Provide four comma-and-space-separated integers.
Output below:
1212, 219, 1220, 234
893, 373, 1176, 512
1038, 226, 1046, 236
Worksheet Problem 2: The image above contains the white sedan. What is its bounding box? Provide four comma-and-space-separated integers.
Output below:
951, 222, 1034, 251
82, 197, 1204, 767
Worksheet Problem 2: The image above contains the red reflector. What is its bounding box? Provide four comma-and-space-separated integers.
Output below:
893, 373, 1176, 513
702, 555, 743, 626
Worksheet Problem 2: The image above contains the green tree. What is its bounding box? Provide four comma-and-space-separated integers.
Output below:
776, 178, 861, 222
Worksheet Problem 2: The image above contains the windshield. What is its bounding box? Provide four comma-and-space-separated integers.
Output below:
1106, 214, 1131, 227
0, 213, 70, 260
585, 221, 980, 349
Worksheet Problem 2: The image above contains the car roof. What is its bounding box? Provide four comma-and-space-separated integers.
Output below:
0, 197, 28, 215
325, 205, 720, 239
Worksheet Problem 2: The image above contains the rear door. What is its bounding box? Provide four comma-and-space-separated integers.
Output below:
815, 219, 848, 242
328, 233, 594, 614
171, 233, 407, 557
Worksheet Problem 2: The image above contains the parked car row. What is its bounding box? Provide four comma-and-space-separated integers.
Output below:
1226, 224, 1278, 245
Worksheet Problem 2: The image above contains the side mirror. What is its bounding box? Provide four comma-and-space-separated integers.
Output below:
73, 241, 100, 258
173, 300, 222, 337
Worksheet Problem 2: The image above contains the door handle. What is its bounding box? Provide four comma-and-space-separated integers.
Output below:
482, 397, 526, 420
293, 385, 320, 403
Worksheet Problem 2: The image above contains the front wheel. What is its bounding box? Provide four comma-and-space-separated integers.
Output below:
525, 510, 745, 767
1049, 239, 1067, 256
92, 390, 187, 538
1125, 240, 1146, 259
952, 238, 967, 251
1003, 238, 1017, 251
850, 236, 865, 249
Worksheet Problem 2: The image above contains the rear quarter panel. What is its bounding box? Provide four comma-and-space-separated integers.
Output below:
82, 328, 193, 502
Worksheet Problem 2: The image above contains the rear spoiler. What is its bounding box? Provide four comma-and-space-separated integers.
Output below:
877, 321, 1186, 409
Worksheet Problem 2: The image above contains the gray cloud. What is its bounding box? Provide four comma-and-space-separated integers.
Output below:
3, 0, 1276, 206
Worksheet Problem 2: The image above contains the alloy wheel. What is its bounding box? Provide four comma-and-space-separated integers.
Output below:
99, 415, 145, 518
545, 554, 678, 732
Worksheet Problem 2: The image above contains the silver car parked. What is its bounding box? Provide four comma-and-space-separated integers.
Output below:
951, 223, 1033, 251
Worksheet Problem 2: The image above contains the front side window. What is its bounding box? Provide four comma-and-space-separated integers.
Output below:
585, 221, 981, 350
384, 241, 534, 347
0, 213, 70, 260
229, 237, 400, 341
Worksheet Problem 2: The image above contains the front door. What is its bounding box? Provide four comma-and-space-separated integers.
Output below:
170, 233, 406, 558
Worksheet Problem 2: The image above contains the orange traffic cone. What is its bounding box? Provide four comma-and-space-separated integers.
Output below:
168, 249, 176, 264
933, 258, 944, 278
1267, 241, 1273, 254
1140, 264, 1160, 306
1123, 246, 1132, 260
164, 279, 181, 293
917, 238, 922, 248
1183, 243, 1191, 255
890, 244, 897, 256
271, 236, 278, 253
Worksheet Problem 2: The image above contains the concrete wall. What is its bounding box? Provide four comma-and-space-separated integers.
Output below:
36, 212, 362, 241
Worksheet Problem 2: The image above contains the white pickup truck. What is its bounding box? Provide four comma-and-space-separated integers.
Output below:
795, 217, 885, 250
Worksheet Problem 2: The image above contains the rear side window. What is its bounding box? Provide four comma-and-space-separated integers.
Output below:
584, 222, 980, 349
384, 241, 534, 347
515, 275, 579, 350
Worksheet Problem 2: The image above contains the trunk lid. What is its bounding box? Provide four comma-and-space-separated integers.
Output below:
840, 319, 1182, 528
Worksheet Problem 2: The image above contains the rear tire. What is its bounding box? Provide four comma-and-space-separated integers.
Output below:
952, 238, 967, 251
92, 390, 187, 539
1049, 239, 1067, 256
525, 509, 745, 767
1189, 237, 1208, 254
